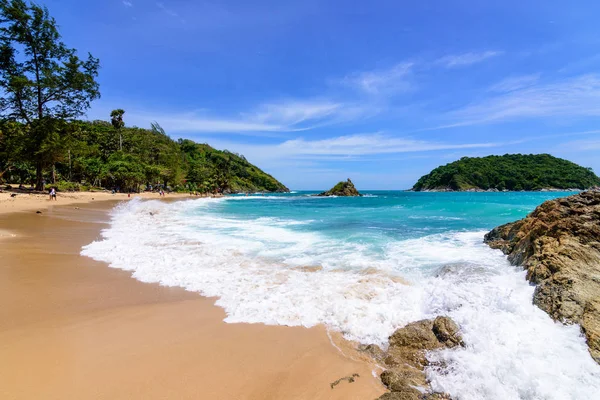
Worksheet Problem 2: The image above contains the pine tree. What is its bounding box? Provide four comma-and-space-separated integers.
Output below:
0, 0, 100, 189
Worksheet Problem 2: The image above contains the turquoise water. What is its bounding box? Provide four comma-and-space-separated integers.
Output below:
205, 191, 575, 274
221, 190, 571, 239
82, 191, 600, 400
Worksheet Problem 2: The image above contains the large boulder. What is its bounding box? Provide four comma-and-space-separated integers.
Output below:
317, 179, 361, 197
484, 191, 600, 363
371, 316, 463, 400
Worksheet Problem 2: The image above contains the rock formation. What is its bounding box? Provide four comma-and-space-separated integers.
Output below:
484, 191, 600, 363
317, 179, 361, 197
363, 316, 463, 400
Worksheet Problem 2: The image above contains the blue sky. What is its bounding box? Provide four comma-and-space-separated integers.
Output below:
45, 0, 600, 189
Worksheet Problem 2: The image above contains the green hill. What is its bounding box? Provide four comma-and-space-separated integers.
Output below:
412, 154, 600, 192
0, 119, 289, 193
178, 139, 288, 193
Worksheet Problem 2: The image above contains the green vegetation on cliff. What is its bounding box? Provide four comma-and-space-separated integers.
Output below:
0, 119, 289, 193
178, 138, 288, 193
412, 154, 600, 191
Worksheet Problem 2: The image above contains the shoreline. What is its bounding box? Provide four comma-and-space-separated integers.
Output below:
0, 197, 384, 400
0, 190, 210, 215
408, 188, 588, 193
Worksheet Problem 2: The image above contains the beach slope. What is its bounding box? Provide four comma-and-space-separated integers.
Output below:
0, 199, 383, 400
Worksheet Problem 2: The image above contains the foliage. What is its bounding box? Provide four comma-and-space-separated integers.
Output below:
178, 139, 288, 193
0, 119, 289, 193
0, 119, 26, 180
110, 109, 125, 151
330, 181, 347, 193
54, 180, 80, 191
110, 109, 125, 130
412, 154, 600, 191
0, 0, 100, 189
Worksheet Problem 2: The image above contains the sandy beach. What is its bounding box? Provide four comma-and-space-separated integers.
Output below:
0, 190, 202, 215
0, 196, 384, 400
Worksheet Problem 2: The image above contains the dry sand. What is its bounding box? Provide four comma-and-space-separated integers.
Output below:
0, 197, 385, 400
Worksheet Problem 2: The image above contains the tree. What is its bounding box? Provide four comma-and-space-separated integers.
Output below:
0, 0, 100, 189
0, 119, 25, 181
110, 109, 124, 151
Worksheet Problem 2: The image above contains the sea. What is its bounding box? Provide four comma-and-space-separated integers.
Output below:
81, 191, 600, 399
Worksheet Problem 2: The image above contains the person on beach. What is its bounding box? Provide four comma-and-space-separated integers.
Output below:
49, 188, 57, 201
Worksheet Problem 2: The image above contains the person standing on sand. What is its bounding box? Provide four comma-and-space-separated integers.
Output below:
49, 188, 57, 201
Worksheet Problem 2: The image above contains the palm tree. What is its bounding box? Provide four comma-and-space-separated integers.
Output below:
110, 109, 125, 151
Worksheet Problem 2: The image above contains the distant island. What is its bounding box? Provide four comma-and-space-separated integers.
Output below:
318, 179, 361, 196
412, 154, 600, 192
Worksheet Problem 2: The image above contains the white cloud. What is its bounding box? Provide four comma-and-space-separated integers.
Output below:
446, 74, 600, 126
278, 134, 499, 156
134, 114, 286, 133
122, 1, 133, 7
560, 139, 600, 151
118, 66, 402, 135
200, 133, 502, 165
249, 101, 342, 126
342, 62, 414, 95
156, 2, 178, 17
488, 74, 540, 93
121, 98, 374, 134
437, 51, 502, 68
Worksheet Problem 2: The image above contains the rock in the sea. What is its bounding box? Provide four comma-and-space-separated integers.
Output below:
358, 343, 386, 361
380, 367, 427, 393
432, 316, 464, 348
484, 191, 600, 363
317, 179, 361, 197
375, 316, 463, 400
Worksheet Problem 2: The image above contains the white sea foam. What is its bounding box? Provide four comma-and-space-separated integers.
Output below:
82, 198, 600, 400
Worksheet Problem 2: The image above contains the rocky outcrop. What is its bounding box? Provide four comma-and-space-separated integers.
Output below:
318, 179, 361, 197
484, 191, 600, 363
364, 316, 464, 400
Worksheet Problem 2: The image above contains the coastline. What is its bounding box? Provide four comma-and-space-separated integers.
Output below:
409, 188, 588, 193
0, 198, 384, 400
484, 191, 600, 364
0, 190, 203, 215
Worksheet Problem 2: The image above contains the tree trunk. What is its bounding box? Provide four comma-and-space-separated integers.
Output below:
35, 161, 44, 191
0, 166, 12, 184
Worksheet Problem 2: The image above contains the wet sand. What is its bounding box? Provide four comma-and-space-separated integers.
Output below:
0, 199, 384, 400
